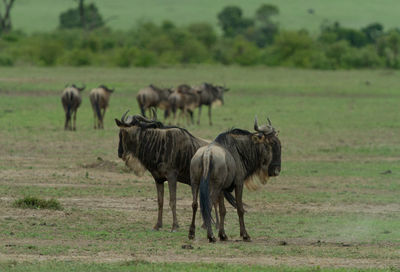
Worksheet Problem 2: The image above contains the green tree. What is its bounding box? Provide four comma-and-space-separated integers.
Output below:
217, 6, 253, 37
0, 0, 15, 35
59, 1, 104, 30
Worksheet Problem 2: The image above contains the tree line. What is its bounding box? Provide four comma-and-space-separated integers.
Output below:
1, 2, 400, 69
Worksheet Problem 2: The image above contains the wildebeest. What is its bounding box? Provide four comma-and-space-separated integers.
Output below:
136, 84, 172, 119
89, 85, 114, 129
115, 112, 236, 231
194, 83, 229, 126
189, 117, 281, 242
168, 84, 200, 125
61, 84, 85, 130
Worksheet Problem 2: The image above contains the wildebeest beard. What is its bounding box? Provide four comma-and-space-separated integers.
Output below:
214, 128, 281, 190
119, 124, 206, 184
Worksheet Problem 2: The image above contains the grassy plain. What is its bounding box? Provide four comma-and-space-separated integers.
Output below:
12, 0, 400, 34
0, 66, 399, 271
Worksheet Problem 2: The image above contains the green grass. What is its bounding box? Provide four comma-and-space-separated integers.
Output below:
12, 0, 400, 34
0, 66, 399, 269
2, 261, 398, 272
13, 196, 63, 210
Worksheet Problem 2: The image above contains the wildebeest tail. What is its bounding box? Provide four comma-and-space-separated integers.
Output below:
137, 94, 146, 116
65, 92, 73, 124
223, 191, 237, 209
93, 93, 102, 122
199, 150, 213, 231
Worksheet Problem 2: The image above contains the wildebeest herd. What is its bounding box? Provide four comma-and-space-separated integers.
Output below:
61, 83, 282, 242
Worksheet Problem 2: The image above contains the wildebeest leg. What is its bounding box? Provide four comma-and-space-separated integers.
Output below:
214, 204, 220, 230
101, 108, 106, 129
197, 105, 202, 125
208, 105, 212, 126
218, 193, 228, 241
188, 110, 194, 125
153, 181, 164, 230
64, 112, 69, 130
188, 180, 199, 240
167, 176, 179, 232
72, 110, 77, 131
235, 183, 250, 241
93, 111, 97, 129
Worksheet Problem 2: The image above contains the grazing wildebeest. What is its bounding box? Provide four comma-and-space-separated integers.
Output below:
136, 84, 172, 119
189, 117, 281, 242
194, 83, 229, 126
61, 84, 85, 131
89, 85, 114, 129
115, 112, 236, 231
168, 84, 200, 125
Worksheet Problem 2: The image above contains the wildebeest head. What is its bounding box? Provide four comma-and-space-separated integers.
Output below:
115, 111, 159, 175
115, 110, 160, 158
99, 84, 114, 93
203, 83, 229, 105
70, 84, 86, 92
252, 116, 281, 178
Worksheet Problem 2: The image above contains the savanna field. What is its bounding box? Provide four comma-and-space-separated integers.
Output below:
0, 66, 399, 271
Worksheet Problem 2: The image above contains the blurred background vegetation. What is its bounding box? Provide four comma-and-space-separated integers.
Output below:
1, 0, 400, 69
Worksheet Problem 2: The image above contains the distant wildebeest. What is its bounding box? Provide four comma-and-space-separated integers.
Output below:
194, 83, 229, 126
89, 85, 114, 129
115, 112, 236, 231
189, 117, 281, 242
136, 84, 172, 119
61, 84, 85, 131
168, 84, 200, 125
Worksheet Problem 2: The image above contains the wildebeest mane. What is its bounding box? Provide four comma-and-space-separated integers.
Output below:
214, 128, 265, 181
123, 122, 204, 184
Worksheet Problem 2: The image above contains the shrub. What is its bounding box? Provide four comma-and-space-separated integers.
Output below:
114, 47, 138, 67
59, 49, 92, 66
187, 23, 217, 48
38, 41, 63, 66
0, 54, 14, 66
132, 49, 157, 67
231, 36, 261, 66
13, 196, 63, 210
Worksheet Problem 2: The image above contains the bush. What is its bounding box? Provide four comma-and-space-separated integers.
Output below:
114, 47, 137, 67
38, 41, 63, 66
14, 196, 63, 210
231, 36, 261, 66
132, 49, 157, 67
59, 49, 92, 66
0, 54, 14, 66
187, 23, 217, 48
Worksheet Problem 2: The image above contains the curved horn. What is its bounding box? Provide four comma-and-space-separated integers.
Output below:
151, 108, 157, 121
121, 110, 130, 123
267, 117, 272, 126
254, 115, 259, 132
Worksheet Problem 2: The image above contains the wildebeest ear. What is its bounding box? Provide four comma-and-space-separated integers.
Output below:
196, 89, 203, 94
78, 85, 86, 92
224, 88, 229, 92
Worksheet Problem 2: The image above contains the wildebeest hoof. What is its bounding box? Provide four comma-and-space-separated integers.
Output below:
219, 233, 228, 241
208, 236, 216, 243
153, 224, 162, 231
188, 233, 195, 240
243, 236, 252, 242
